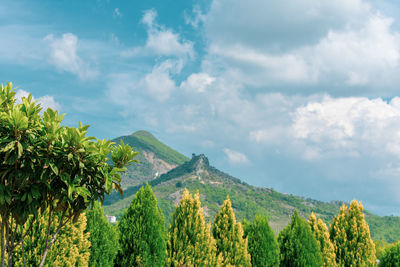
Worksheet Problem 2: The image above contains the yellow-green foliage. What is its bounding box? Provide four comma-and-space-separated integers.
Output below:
308, 212, 337, 267
212, 196, 251, 267
13, 212, 90, 266
167, 189, 220, 267
330, 200, 377, 267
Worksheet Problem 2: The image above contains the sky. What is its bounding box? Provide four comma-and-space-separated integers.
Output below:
2, 0, 400, 216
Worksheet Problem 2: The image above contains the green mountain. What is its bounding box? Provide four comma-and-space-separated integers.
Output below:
112, 130, 189, 188
105, 132, 400, 243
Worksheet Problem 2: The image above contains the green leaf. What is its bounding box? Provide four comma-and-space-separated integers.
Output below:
49, 162, 59, 175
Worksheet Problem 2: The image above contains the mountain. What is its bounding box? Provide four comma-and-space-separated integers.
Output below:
105, 132, 400, 243
112, 130, 189, 188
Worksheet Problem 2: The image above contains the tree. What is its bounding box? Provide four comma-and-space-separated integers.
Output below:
86, 201, 118, 267
329, 200, 377, 266
115, 184, 166, 267
307, 212, 337, 267
374, 239, 388, 262
212, 196, 251, 267
12, 211, 90, 266
0, 82, 137, 266
167, 189, 220, 267
278, 210, 322, 267
380, 241, 400, 267
244, 214, 279, 267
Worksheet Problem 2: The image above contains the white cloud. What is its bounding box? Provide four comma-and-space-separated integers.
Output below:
113, 8, 123, 18
140, 60, 179, 102
184, 5, 205, 28
44, 33, 98, 80
292, 96, 400, 158
121, 10, 194, 60
15, 89, 61, 111
180, 73, 215, 93
202, 0, 400, 89
224, 148, 249, 164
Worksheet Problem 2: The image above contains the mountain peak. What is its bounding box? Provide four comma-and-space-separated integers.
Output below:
131, 130, 155, 138
191, 153, 210, 168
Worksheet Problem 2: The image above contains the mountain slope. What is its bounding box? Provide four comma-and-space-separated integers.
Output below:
104, 152, 400, 243
112, 130, 189, 188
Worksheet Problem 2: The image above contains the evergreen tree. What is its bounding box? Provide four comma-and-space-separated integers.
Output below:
278, 210, 322, 267
307, 212, 337, 267
244, 214, 279, 267
167, 189, 220, 267
329, 200, 377, 267
86, 201, 118, 267
212, 196, 251, 267
380, 241, 400, 267
13, 211, 90, 266
116, 183, 166, 267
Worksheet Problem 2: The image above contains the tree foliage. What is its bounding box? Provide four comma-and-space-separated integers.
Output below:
278, 210, 322, 267
0, 82, 137, 266
307, 212, 337, 267
329, 200, 377, 267
86, 201, 118, 267
115, 184, 166, 267
244, 214, 279, 267
380, 241, 400, 267
167, 189, 220, 267
12, 210, 90, 266
212, 196, 251, 267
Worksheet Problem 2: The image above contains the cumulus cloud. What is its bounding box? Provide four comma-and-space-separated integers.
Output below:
202, 0, 400, 90
121, 9, 194, 60
44, 33, 98, 80
224, 148, 249, 164
15, 89, 61, 111
180, 73, 215, 93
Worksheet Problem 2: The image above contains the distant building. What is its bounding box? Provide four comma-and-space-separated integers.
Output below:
105, 215, 116, 223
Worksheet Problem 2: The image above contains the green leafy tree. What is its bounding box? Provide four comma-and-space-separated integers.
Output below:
167, 189, 220, 267
244, 214, 279, 267
278, 210, 322, 267
380, 241, 400, 267
330, 200, 377, 267
0, 82, 137, 266
12, 210, 90, 267
86, 201, 118, 267
116, 184, 166, 267
212, 196, 251, 267
307, 212, 337, 267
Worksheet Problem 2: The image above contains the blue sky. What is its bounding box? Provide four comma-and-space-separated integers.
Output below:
2, 0, 400, 216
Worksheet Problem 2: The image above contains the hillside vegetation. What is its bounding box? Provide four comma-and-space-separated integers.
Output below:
104, 151, 400, 243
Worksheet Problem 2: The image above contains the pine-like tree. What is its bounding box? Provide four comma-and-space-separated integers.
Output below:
115, 183, 166, 267
380, 241, 400, 267
307, 212, 337, 267
212, 196, 251, 267
329, 200, 377, 267
278, 210, 322, 267
244, 214, 279, 267
86, 201, 118, 267
167, 189, 220, 267
12, 211, 90, 266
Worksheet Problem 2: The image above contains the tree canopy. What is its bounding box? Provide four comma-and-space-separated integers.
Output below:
0, 82, 137, 266
116, 184, 166, 267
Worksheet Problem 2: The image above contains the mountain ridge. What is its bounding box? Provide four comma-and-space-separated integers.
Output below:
105, 131, 400, 243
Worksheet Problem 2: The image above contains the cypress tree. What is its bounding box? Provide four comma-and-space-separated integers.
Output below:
12, 212, 90, 266
307, 212, 337, 267
329, 200, 377, 267
86, 201, 118, 267
380, 241, 400, 267
167, 189, 220, 267
212, 196, 251, 267
116, 183, 166, 267
245, 214, 279, 267
278, 210, 322, 267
